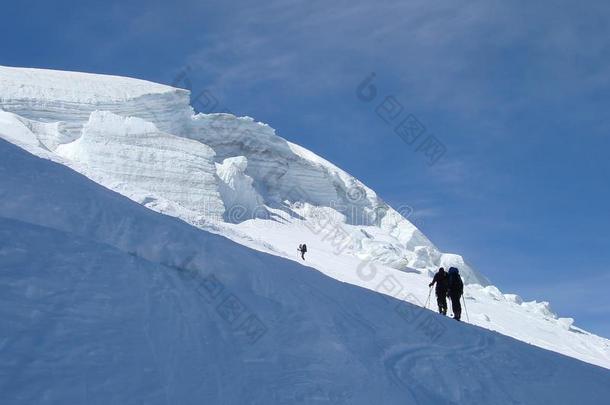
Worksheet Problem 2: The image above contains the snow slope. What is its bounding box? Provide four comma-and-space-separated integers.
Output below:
0, 65, 191, 139
0, 65, 479, 284
1, 65, 609, 371
1, 139, 610, 404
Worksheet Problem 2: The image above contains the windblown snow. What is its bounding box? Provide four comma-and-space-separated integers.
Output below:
1, 65, 609, 403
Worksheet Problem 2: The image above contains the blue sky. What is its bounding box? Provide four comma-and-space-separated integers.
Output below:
2, 0, 610, 337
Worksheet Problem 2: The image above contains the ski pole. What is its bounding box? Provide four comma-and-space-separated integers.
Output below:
424, 286, 432, 309
462, 295, 470, 322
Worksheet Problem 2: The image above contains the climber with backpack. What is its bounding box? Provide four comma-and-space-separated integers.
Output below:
298, 243, 307, 260
446, 267, 464, 321
428, 267, 448, 315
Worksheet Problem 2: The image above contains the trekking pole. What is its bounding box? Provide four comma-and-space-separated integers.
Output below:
462, 295, 470, 322
424, 286, 432, 309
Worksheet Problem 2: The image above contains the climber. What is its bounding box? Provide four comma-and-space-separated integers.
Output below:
298, 243, 307, 260
428, 267, 448, 315
446, 267, 464, 321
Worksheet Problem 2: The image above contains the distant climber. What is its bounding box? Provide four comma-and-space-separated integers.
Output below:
298, 244, 307, 260
429, 267, 448, 315
446, 267, 464, 321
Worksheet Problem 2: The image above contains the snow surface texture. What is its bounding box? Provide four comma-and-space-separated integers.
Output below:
1, 139, 610, 404
1, 65, 609, 373
0, 65, 479, 284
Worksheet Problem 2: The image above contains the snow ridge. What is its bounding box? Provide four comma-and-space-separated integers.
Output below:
2, 139, 609, 404
0, 65, 609, 371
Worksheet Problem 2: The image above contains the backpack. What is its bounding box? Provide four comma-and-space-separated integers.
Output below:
301, 244, 307, 253
447, 267, 463, 295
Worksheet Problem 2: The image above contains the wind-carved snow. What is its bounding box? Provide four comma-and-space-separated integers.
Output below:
215, 156, 266, 223
0, 65, 192, 140
187, 113, 489, 283
0, 65, 609, 370
54, 111, 225, 219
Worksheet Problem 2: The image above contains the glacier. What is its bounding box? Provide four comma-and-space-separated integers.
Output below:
1, 137, 609, 404
1, 64, 609, 392
0, 65, 486, 284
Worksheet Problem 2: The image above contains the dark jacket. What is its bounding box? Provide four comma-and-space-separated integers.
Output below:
447, 267, 464, 297
430, 270, 448, 294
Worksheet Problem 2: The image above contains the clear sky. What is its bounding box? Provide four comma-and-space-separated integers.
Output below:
2, 0, 609, 337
